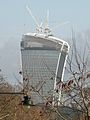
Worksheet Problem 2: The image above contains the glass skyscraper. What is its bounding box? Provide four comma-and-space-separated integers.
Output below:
21, 33, 69, 104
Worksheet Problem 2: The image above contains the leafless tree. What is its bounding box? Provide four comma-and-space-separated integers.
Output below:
61, 32, 90, 120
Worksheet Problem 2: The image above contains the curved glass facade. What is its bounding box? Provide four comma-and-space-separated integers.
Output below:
21, 34, 69, 104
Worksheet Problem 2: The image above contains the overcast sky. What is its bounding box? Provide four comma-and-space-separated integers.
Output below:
0, 0, 90, 84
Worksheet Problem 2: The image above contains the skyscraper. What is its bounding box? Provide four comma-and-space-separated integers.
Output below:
21, 32, 69, 105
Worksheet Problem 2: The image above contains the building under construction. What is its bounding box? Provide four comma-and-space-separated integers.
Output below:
21, 31, 69, 105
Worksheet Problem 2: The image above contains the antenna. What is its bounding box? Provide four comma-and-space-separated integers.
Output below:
26, 5, 39, 27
